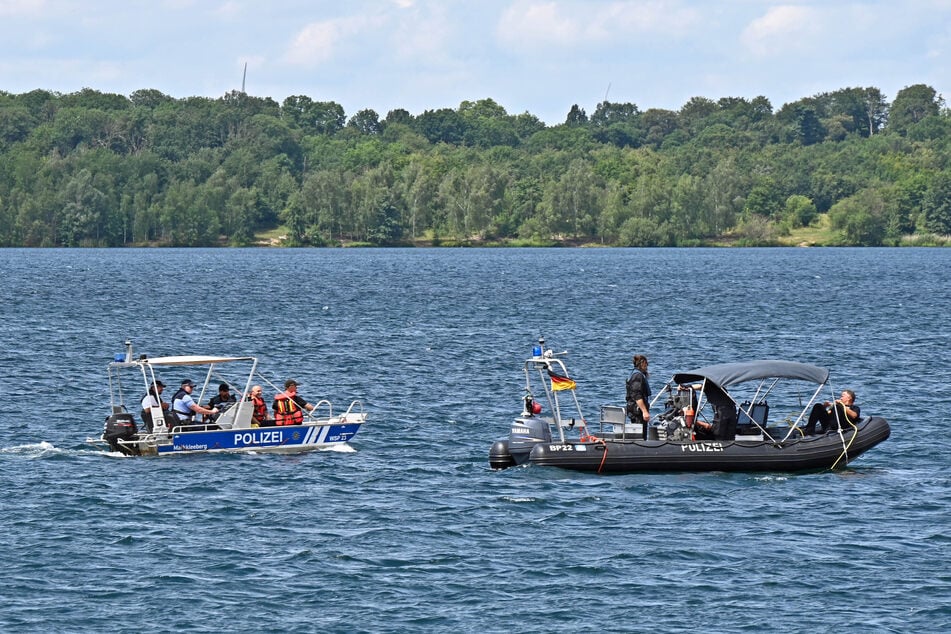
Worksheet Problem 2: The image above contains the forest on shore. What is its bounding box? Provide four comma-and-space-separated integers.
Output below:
1, 83, 950, 247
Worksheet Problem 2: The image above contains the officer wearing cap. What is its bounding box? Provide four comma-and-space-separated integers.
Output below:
206, 382, 237, 422
272, 379, 315, 426
171, 379, 219, 429
140, 380, 169, 432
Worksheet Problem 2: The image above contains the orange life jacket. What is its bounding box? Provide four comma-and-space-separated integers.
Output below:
273, 392, 303, 426
250, 395, 268, 424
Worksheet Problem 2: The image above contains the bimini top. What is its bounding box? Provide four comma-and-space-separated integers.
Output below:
136, 355, 255, 367
672, 360, 830, 388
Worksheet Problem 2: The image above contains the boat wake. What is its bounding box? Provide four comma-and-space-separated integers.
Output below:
318, 443, 357, 454
0, 441, 111, 458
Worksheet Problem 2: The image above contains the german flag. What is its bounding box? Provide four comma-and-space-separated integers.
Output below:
548, 370, 577, 391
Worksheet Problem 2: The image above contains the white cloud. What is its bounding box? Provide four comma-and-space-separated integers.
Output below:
594, 1, 700, 37
284, 16, 377, 66
0, 0, 45, 16
498, 1, 579, 47
496, 0, 700, 51
212, 1, 242, 19
389, 6, 453, 63
742, 5, 820, 57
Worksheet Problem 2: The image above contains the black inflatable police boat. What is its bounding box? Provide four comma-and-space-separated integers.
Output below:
489, 340, 889, 474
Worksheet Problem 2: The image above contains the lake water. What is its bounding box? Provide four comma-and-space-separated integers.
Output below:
0, 247, 948, 632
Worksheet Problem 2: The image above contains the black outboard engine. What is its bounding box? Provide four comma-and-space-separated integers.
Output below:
103, 412, 138, 454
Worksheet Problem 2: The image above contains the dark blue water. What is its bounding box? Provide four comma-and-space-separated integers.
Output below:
1, 247, 948, 632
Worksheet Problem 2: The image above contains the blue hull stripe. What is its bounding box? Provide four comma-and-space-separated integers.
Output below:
156, 423, 362, 454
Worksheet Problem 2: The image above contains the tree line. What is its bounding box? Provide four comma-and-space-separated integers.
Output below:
0, 83, 949, 247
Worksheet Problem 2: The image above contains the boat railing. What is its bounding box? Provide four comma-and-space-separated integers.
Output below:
599, 405, 642, 438
167, 422, 223, 434
341, 400, 365, 420
309, 399, 334, 418
303, 399, 365, 423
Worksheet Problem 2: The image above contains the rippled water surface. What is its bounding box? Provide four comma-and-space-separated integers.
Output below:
1, 247, 948, 632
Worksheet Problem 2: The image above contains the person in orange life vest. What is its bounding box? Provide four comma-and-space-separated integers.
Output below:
272, 379, 314, 426
248, 384, 269, 427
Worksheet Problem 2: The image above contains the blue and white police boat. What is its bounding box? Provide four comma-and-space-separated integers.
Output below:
87, 341, 367, 457
488, 339, 890, 474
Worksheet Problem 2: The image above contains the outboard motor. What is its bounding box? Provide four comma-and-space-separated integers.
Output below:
103, 412, 138, 454
507, 416, 552, 462
489, 415, 554, 469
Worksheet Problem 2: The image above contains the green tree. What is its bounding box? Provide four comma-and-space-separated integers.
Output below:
512, 112, 546, 140
565, 104, 588, 126
130, 89, 173, 109
303, 99, 347, 135
437, 164, 505, 239
640, 108, 679, 148
400, 158, 441, 240
541, 159, 601, 239
297, 169, 348, 242
679, 96, 717, 134
889, 84, 943, 136
829, 188, 888, 245
743, 178, 783, 219
590, 101, 639, 126
781, 194, 817, 229
223, 187, 257, 245
414, 108, 467, 144
922, 172, 951, 234
385, 108, 414, 126
160, 179, 219, 246
0, 106, 36, 146
59, 88, 130, 111
365, 195, 404, 245
793, 105, 825, 145
703, 157, 744, 234
348, 109, 382, 135
57, 168, 108, 246
669, 173, 708, 240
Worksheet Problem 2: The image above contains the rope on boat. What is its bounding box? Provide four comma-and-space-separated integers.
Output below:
579, 425, 609, 474
830, 420, 859, 469
595, 437, 608, 473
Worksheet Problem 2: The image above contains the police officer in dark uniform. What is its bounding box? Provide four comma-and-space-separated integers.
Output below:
626, 354, 651, 439
206, 383, 237, 422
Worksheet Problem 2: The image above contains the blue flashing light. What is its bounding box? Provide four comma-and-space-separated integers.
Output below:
532, 345, 542, 357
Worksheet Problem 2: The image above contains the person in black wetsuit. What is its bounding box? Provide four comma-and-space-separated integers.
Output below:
804, 390, 860, 435
626, 355, 651, 438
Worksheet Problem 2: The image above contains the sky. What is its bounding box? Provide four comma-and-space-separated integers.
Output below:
1, 0, 949, 124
